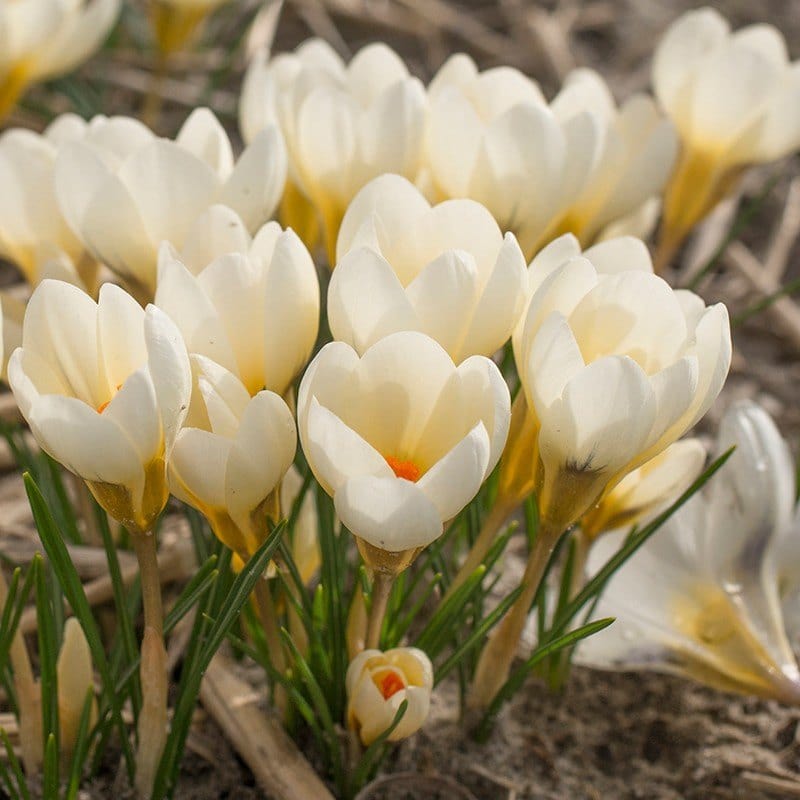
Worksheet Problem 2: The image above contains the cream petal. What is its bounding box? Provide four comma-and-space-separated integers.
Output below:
405, 249, 480, 359
416, 422, 490, 521
471, 66, 544, 118
583, 236, 654, 275
225, 390, 297, 528
305, 398, 391, 494
102, 367, 161, 464
8, 348, 65, 420
217, 126, 287, 231
347, 43, 409, 106
334, 475, 442, 550
193, 354, 251, 438
178, 205, 252, 274
652, 7, 729, 116
23, 279, 104, 406
97, 282, 146, 384
176, 108, 235, 178
143, 305, 191, 455
261, 228, 320, 395
749, 63, 800, 162
28, 394, 143, 485
428, 53, 478, 98
168, 427, 231, 509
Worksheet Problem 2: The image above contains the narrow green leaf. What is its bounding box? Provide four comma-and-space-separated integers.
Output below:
349, 700, 409, 794
0, 728, 29, 800
35, 556, 59, 765
42, 733, 58, 800
65, 688, 96, 800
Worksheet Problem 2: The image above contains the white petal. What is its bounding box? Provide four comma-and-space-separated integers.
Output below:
176, 108, 234, 177
168, 427, 230, 509
178, 205, 251, 274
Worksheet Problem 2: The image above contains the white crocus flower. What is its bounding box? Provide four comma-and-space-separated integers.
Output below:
53, 108, 287, 297
297, 332, 510, 568
426, 56, 676, 259
0, 0, 120, 120
511, 234, 731, 532
580, 438, 707, 541
154, 220, 319, 399
577, 401, 800, 704
329, 174, 527, 362
653, 8, 800, 267
346, 647, 433, 746
169, 355, 296, 563
0, 115, 100, 292
8, 279, 191, 534
240, 38, 427, 262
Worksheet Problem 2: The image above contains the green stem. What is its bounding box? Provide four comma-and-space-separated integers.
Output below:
365, 572, 393, 651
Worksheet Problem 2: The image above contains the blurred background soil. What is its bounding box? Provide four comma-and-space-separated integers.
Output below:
4, 1, 800, 798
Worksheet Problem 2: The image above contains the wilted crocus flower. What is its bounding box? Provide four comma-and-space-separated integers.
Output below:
240, 39, 426, 262
154, 220, 319, 401
8, 280, 191, 534
0, 0, 120, 120
347, 647, 433, 746
577, 401, 800, 704
0, 116, 101, 292
426, 55, 676, 259
469, 233, 730, 711
330, 174, 527, 362
168, 355, 296, 564
653, 8, 800, 268
149, 0, 233, 56
54, 108, 286, 297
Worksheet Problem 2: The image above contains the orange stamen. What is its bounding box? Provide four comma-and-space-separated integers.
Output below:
385, 455, 420, 482
378, 671, 406, 700
97, 384, 123, 414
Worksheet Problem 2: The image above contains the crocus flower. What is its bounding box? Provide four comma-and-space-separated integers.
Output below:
426, 55, 676, 259
240, 39, 426, 262
330, 174, 527, 362
0, 0, 120, 120
168, 355, 296, 564
149, 0, 233, 56
8, 279, 191, 534
297, 331, 510, 571
653, 8, 800, 268
54, 108, 287, 297
154, 220, 319, 400
346, 647, 433, 745
577, 401, 800, 704
0, 115, 101, 293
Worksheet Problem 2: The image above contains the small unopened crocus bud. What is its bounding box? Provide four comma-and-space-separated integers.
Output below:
346, 647, 433, 746
57, 618, 97, 760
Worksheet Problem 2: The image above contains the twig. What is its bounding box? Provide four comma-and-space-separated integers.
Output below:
765, 177, 800, 281
199, 653, 335, 800
740, 771, 800, 797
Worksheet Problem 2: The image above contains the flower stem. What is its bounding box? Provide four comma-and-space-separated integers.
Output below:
253, 578, 287, 711
0, 568, 41, 774
365, 572, 393, 651
444, 501, 515, 602
468, 522, 561, 713
132, 532, 167, 800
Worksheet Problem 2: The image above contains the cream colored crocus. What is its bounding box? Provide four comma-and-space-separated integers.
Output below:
7, 278, 190, 796
427, 58, 677, 259
577, 401, 800, 704
8, 279, 191, 533
0, 116, 101, 292
0, 0, 120, 120
149, 0, 232, 56
169, 355, 296, 565
653, 8, 800, 269
469, 234, 731, 711
580, 438, 706, 541
330, 174, 527, 362
154, 220, 319, 400
57, 618, 97, 763
240, 39, 427, 263
346, 647, 433, 746
298, 331, 510, 646
54, 108, 287, 297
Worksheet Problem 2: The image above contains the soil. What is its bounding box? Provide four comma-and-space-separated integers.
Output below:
6, 1, 800, 798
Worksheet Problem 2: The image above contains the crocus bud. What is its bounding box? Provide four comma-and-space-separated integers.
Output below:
346, 647, 433, 745
57, 619, 97, 761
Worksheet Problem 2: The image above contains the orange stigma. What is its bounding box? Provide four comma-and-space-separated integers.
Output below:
97, 384, 122, 414
385, 455, 421, 482
378, 671, 406, 700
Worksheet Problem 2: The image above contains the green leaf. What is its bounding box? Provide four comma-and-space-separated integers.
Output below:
64, 688, 97, 800
0, 728, 29, 800
349, 700, 409, 794
35, 556, 59, 767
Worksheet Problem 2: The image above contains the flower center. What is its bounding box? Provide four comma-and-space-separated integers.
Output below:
97, 384, 123, 414
377, 671, 406, 700
385, 455, 421, 482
